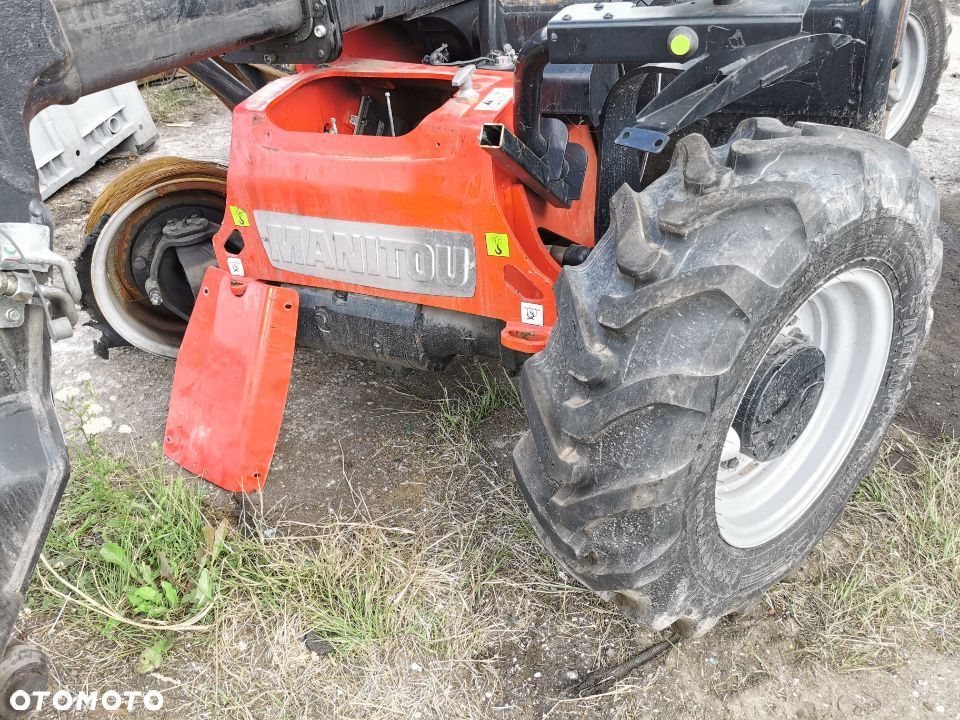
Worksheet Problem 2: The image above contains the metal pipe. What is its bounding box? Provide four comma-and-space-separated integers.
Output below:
234, 64, 271, 91
185, 60, 255, 110
19, 247, 82, 302
36, 284, 78, 328
52, 0, 306, 95
513, 27, 551, 158
479, 0, 504, 55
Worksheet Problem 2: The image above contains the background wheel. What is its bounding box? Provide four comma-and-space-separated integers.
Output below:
885, 0, 950, 146
76, 157, 227, 358
0, 645, 49, 719
514, 118, 941, 636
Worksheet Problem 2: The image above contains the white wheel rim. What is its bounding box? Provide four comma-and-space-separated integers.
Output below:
715, 268, 894, 548
886, 13, 928, 139
91, 179, 223, 358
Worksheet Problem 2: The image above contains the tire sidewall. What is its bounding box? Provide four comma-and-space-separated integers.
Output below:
890, 0, 948, 146
682, 216, 931, 605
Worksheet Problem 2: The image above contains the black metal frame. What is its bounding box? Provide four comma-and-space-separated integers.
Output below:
481, 0, 866, 208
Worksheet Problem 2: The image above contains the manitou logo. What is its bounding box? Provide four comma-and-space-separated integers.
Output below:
255, 211, 477, 298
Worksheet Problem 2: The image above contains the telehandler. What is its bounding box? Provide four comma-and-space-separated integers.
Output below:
0, 0, 948, 707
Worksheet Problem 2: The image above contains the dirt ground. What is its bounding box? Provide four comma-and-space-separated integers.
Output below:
27, 23, 960, 719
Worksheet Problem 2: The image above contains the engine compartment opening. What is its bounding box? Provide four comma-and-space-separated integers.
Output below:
266, 76, 455, 137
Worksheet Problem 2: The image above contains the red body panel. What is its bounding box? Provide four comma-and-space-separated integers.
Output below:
164, 268, 299, 492
214, 60, 597, 353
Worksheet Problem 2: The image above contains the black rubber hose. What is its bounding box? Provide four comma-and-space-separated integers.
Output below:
569, 631, 682, 697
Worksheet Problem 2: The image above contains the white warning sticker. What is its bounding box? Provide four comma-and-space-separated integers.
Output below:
521, 301, 544, 327
477, 88, 513, 112
227, 257, 245, 276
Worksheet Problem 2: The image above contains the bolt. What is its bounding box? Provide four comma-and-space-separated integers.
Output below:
562, 13, 572, 20
4, 307, 22, 323
314, 24, 327, 38
550, 32, 559, 42
604, 12, 614, 19
594, 3, 604, 8
132, 256, 148, 271
263, 53, 278, 64
148, 289, 164, 306
831, 16, 844, 31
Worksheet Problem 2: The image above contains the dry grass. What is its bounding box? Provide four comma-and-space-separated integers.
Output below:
21, 370, 960, 717
25, 368, 625, 718
772, 430, 960, 669
141, 75, 211, 124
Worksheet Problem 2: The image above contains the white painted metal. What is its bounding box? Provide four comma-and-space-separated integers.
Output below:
886, 13, 929, 139
715, 268, 895, 548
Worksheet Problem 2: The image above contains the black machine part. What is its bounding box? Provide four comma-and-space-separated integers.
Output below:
294, 286, 504, 371
545, 0, 811, 64
0, 305, 68, 657
615, 33, 856, 152
143, 217, 220, 320
0, 644, 50, 719
485, 0, 872, 206
733, 333, 827, 463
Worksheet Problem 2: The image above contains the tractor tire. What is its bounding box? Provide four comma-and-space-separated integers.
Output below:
885, 0, 950, 146
514, 118, 941, 636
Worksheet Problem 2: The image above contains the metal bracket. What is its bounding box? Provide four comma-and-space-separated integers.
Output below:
452, 65, 480, 102
547, 0, 812, 65
145, 218, 220, 318
616, 33, 856, 152
223, 0, 343, 64
0, 223, 81, 303
481, 119, 587, 209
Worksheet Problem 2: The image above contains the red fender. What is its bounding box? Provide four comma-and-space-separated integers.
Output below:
164, 267, 298, 492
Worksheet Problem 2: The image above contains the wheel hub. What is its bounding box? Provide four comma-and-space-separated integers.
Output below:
733, 333, 826, 463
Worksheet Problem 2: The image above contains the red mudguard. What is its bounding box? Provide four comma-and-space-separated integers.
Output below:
164, 267, 298, 492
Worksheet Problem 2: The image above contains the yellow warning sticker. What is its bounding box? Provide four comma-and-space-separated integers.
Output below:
229, 205, 251, 227
485, 232, 510, 257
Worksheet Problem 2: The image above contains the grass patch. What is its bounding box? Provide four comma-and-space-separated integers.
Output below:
30, 441, 488, 676
25, 370, 550, 716
141, 76, 209, 124
435, 365, 521, 444
38, 366, 960, 715
772, 433, 960, 668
